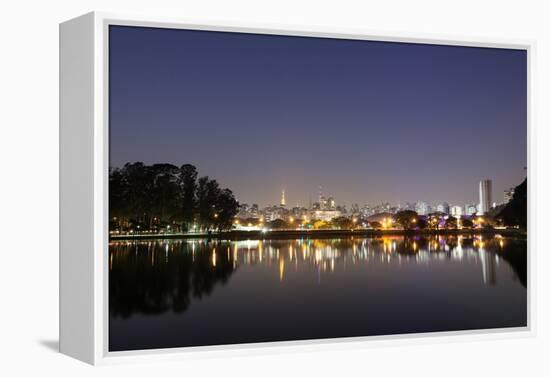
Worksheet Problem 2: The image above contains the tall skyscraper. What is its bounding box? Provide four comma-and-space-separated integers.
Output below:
281, 190, 286, 207
478, 179, 492, 214
318, 186, 327, 210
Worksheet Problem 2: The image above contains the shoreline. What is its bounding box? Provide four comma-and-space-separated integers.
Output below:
109, 228, 525, 241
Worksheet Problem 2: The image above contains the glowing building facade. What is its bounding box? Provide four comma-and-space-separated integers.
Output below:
478, 179, 492, 214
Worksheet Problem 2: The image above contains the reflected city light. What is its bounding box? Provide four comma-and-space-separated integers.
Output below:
109, 234, 523, 291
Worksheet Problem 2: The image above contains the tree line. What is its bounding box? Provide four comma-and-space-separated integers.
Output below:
110, 162, 239, 232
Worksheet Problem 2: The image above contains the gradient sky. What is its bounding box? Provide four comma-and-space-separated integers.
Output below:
109, 25, 526, 208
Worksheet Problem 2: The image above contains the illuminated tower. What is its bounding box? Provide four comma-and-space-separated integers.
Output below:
319, 186, 326, 210
281, 190, 286, 207
478, 179, 492, 214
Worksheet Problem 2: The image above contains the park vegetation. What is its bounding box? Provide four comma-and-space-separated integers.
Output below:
109, 162, 239, 233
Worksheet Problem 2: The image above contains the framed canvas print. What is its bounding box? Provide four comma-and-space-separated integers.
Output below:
60, 12, 532, 365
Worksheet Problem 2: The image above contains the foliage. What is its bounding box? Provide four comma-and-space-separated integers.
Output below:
267, 219, 288, 229
369, 221, 382, 229
109, 162, 239, 232
444, 216, 458, 229
416, 218, 427, 229
461, 218, 473, 229
427, 213, 445, 230
498, 178, 527, 229
332, 216, 353, 229
313, 220, 330, 229
395, 210, 418, 230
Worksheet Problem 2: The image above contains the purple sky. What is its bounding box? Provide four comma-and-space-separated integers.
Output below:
109, 26, 526, 208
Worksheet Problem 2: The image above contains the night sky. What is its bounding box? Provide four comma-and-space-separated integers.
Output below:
109, 25, 526, 208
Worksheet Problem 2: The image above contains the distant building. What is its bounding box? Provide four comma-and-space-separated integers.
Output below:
403, 202, 416, 211
504, 188, 515, 203
479, 179, 493, 214
450, 205, 463, 217
312, 210, 342, 222
336, 205, 347, 214
464, 203, 477, 216
415, 201, 431, 215
436, 202, 450, 214
360, 205, 372, 217
291, 206, 308, 219
250, 204, 259, 217
281, 190, 286, 207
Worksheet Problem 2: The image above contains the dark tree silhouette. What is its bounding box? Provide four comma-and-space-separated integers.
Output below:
445, 216, 458, 229
461, 218, 474, 229
369, 221, 382, 229
179, 164, 198, 229
498, 178, 527, 229
395, 210, 418, 230
332, 216, 353, 229
109, 163, 239, 232
267, 219, 288, 229
109, 241, 236, 317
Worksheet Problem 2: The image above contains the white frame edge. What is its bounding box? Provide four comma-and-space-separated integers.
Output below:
59, 11, 535, 365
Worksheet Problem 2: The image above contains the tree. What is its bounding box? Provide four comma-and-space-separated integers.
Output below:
123, 162, 155, 223
332, 216, 353, 229
498, 178, 527, 229
461, 218, 473, 229
445, 216, 458, 229
267, 219, 288, 229
109, 167, 127, 220
395, 210, 418, 230
427, 213, 445, 230
108, 163, 239, 233
369, 221, 382, 229
179, 164, 198, 229
196, 176, 221, 231
313, 220, 330, 229
150, 164, 180, 224
416, 218, 427, 230
214, 189, 239, 230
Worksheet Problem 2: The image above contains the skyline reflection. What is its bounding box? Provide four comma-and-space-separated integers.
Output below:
109, 234, 526, 351
110, 235, 525, 316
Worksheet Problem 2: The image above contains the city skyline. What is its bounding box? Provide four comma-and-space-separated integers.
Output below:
109, 26, 527, 207
238, 178, 510, 211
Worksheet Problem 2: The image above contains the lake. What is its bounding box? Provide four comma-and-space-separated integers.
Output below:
109, 234, 527, 351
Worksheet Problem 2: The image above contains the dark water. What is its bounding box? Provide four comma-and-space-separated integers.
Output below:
109, 235, 527, 351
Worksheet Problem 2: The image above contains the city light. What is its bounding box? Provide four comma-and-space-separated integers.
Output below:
109, 178, 522, 238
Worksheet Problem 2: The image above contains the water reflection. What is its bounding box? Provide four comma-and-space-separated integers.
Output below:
109, 239, 235, 318
110, 235, 526, 319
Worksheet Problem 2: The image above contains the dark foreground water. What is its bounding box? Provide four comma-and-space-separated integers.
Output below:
109, 235, 527, 351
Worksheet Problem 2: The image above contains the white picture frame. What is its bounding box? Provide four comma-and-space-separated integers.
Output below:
59, 11, 535, 365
